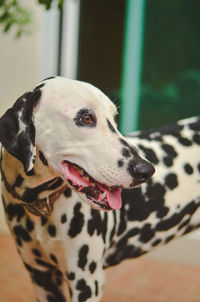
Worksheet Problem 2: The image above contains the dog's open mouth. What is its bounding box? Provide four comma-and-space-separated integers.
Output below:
60, 161, 122, 210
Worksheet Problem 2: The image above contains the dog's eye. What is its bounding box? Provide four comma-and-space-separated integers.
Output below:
82, 113, 93, 124
74, 108, 97, 127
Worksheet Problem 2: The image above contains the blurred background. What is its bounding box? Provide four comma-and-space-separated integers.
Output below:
2, 0, 200, 131
1, 1, 200, 300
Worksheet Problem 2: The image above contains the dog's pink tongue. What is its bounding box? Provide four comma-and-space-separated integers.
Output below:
98, 184, 122, 210
60, 163, 90, 187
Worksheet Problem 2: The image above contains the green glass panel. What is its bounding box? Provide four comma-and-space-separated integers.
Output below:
139, 0, 200, 130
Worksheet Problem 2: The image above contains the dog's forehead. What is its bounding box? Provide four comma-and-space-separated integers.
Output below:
41, 77, 116, 115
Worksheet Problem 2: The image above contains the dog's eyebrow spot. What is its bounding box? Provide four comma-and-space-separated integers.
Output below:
107, 119, 116, 133
119, 138, 129, 147
74, 108, 97, 128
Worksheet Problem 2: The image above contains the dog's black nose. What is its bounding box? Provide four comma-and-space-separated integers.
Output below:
134, 159, 155, 183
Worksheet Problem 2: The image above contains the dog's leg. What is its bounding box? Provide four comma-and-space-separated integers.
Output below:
24, 262, 70, 302
63, 231, 106, 302
66, 264, 105, 302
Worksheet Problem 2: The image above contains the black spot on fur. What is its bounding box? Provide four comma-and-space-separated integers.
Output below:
139, 223, 155, 243
177, 136, 192, 146
165, 173, 178, 190
78, 245, 89, 270
121, 148, 131, 158
55, 269, 63, 286
162, 143, 178, 159
109, 210, 117, 245
47, 294, 55, 302
156, 206, 169, 218
163, 156, 173, 167
32, 248, 42, 257
67, 272, 75, 281
117, 159, 124, 167
102, 212, 108, 244
184, 163, 193, 175
165, 234, 175, 243
41, 216, 48, 226
117, 207, 127, 236
69, 286, 73, 297
68, 203, 84, 238
39, 151, 48, 166
16, 236, 22, 247
138, 145, 159, 165
107, 119, 116, 133
64, 187, 72, 197
61, 213, 67, 224
50, 254, 58, 264
122, 182, 166, 222
26, 217, 34, 232
183, 225, 194, 235
48, 224, 57, 237
115, 229, 140, 256
6, 203, 16, 221
13, 225, 32, 243
105, 243, 146, 267
89, 261, 97, 274
188, 118, 200, 131
35, 259, 55, 269
76, 279, 92, 302
178, 217, 191, 230
156, 200, 200, 231
6, 203, 25, 222
119, 138, 129, 147
95, 280, 99, 296
152, 238, 161, 247
193, 134, 200, 145
24, 262, 66, 302
88, 209, 102, 236
14, 174, 24, 187
162, 143, 177, 167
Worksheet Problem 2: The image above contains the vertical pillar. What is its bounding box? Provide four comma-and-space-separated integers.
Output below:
41, 1, 60, 79
120, 0, 146, 134
60, 0, 81, 79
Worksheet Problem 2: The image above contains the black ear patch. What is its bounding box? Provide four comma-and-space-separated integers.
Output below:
0, 89, 42, 172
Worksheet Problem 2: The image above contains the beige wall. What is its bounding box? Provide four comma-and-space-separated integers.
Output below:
0, 1, 43, 115
0, 1, 43, 232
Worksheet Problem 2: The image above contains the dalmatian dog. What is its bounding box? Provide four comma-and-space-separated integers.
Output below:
0, 77, 200, 302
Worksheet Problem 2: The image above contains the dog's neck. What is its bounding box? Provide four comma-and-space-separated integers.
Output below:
1, 147, 65, 207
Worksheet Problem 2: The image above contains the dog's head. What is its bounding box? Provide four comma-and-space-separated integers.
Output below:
0, 77, 155, 210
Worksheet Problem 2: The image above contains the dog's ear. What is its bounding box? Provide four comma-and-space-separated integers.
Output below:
0, 89, 41, 172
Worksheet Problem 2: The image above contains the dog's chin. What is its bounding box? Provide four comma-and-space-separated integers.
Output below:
60, 160, 122, 211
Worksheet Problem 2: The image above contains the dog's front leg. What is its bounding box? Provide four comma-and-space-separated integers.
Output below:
65, 235, 106, 302
24, 262, 70, 302
66, 264, 105, 302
